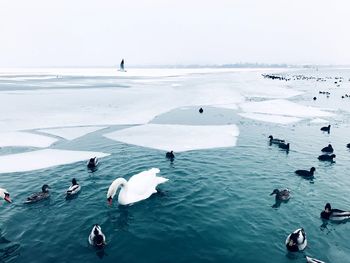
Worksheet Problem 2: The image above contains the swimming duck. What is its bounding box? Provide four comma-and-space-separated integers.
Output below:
107, 168, 168, 205
268, 135, 285, 144
320, 203, 350, 221
88, 224, 106, 248
321, 144, 333, 153
270, 189, 291, 201
199, 107, 203, 113
0, 188, 11, 203
66, 178, 81, 196
165, 151, 175, 160
278, 142, 290, 150
295, 167, 316, 177
87, 157, 99, 169
25, 184, 50, 204
320, 125, 331, 133
306, 256, 325, 263
285, 228, 307, 252
318, 154, 336, 161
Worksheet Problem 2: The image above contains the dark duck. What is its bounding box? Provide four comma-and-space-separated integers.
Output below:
320, 203, 350, 221
268, 135, 285, 144
87, 157, 99, 169
318, 154, 336, 161
320, 125, 331, 133
25, 184, 50, 204
295, 167, 316, 177
321, 144, 333, 153
166, 151, 175, 160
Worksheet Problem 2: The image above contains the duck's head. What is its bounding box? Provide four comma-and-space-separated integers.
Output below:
325, 203, 331, 213
328, 144, 332, 148
328, 125, 331, 128
42, 184, 50, 193
268, 135, 273, 140
270, 189, 279, 196
107, 196, 113, 205
330, 154, 336, 158
94, 234, 105, 248
0, 189, 11, 203
310, 167, 316, 173
72, 178, 77, 185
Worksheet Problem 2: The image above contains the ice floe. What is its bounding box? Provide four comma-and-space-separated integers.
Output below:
0, 131, 57, 148
104, 124, 239, 152
38, 126, 107, 140
239, 113, 302, 124
240, 99, 333, 118
0, 149, 110, 174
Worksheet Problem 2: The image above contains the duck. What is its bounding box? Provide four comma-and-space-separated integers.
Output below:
270, 189, 291, 201
165, 151, 175, 160
87, 157, 99, 169
88, 224, 106, 248
321, 144, 333, 153
320, 125, 331, 133
107, 168, 168, 205
295, 167, 316, 177
306, 256, 325, 263
25, 184, 50, 204
278, 142, 290, 151
320, 203, 350, 221
268, 135, 285, 144
313, 97, 317, 101
347, 143, 350, 149
285, 228, 307, 252
318, 154, 336, 161
199, 107, 203, 113
66, 178, 81, 196
0, 188, 11, 203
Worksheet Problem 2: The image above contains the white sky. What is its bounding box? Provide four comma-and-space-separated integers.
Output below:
0, 0, 349, 67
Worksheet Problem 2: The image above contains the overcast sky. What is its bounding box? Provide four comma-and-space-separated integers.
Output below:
0, 0, 349, 67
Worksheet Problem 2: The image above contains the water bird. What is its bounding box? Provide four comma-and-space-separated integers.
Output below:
285, 228, 307, 252
66, 178, 81, 196
25, 184, 50, 204
295, 167, 316, 177
87, 157, 99, 169
270, 189, 290, 201
0, 188, 11, 203
119, 59, 126, 72
306, 256, 325, 263
320, 203, 350, 221
313, 97, 317, 101
318, 154, 336, 161
268, 135, 285, 144
199, 107, 203, 113
166, 151, 175, 160
347, 143, 350, 148
107, 168, 168, 205
320, 125, 331, 133
88, 224, 106, 248
278, 142, 290, 151
321, 144, 334, 153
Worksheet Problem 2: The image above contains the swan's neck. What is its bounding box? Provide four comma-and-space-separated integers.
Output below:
108, 178, 128, 199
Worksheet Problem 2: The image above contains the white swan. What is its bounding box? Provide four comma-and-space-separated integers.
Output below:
88, 224, 106, 248
107, 168, 168, 205
0, 188, 11, 203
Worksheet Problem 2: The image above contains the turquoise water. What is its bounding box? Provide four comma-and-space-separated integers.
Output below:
1, 69, 350, 262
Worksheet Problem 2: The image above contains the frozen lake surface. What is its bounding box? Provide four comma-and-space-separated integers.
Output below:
0, 67, 350, 263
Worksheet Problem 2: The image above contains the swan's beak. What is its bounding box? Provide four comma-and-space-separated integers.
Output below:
4, 194, 12, 203
107, 197, 113, 205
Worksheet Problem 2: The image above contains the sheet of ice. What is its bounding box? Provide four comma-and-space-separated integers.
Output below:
239, 113, 302, 124
38, 126, 107, 140
104, 124, 239, 152
240, 99, 334, 118
0, 131, 57, 148
0, 149, 110, 173
310, 118, 329, 124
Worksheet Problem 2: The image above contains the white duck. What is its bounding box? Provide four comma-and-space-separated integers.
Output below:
66, 178, 81, 196
107, 168, 168, 205
0, 188, 11, 203
88, 224, 106, 248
